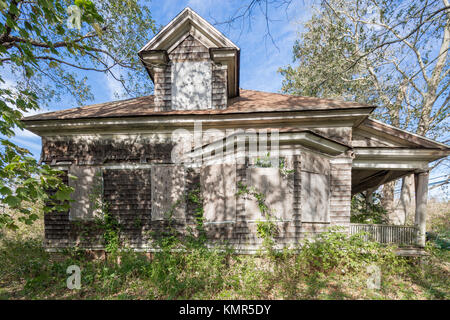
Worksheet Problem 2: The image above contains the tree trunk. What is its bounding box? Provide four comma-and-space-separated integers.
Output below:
365, 186, 377, 207
381, 181, 396, 223
398, 174, 415, 225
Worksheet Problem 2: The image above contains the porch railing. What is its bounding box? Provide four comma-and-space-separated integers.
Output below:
350, 223, 417, 246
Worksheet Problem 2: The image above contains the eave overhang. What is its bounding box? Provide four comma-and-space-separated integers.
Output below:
22, 107, 374, 136
354, 148, 450, 161
186, 130, 350, 165
352, 148, 450, 171
209, 47, 240, 98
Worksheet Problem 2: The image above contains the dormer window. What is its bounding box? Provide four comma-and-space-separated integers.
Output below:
138, 7, 239, 111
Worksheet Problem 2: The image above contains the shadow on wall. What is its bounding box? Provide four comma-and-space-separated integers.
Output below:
172, 61, 212, 110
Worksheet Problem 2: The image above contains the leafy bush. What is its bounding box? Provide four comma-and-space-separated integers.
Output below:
1, 217, 448, 300
297, 227, 403, 274
351, 192, 389, 224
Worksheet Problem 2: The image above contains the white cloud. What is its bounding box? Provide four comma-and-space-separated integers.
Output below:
22, 108, 43, 117
148, 1, 312, 93
8, 134, 42, 160
0, 77, 15, 90
11, 127, 41, 156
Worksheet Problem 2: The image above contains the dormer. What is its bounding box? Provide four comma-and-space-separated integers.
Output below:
138, 8, 240, 111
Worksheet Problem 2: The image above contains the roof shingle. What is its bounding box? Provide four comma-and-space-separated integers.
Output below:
22, 89, 375, 121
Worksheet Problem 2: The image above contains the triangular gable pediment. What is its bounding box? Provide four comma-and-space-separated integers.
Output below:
139, 7, 238, 53
354, 118, 449, 149
352, 128, 408, 147
139, 7, 240, 100
168, 35, 209, 61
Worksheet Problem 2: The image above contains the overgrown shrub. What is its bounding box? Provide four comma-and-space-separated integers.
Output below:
351, 192, 389, 224
1, 219, 448, 300
297, 227, 402, 274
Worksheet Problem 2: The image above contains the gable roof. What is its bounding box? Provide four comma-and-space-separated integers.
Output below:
355, 118, 449, 150
138, 7, 241, 98
22, 89, 376, 122
139, 7, 239, 53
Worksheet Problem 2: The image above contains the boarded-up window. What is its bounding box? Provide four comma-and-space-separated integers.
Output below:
68, 166, 102, 220
103, 169, 152, 218
299, 151, 331, 222
151, 165, 186, 220
300, 171, 330, 222
171, 61, 212, 110
245, 168, 294, 221
201, 164, 236, 222
301, 151, 330, 174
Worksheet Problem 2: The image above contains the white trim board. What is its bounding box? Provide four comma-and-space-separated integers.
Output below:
352, 160, 428, 170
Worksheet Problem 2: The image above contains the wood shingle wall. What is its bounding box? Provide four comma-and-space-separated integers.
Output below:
329, 157, 353, 229
41, 137, 174, 165
42, 136, 353, 252
153, 65, 172, 110
103, 169, 152, 247
44, 171, 71, 248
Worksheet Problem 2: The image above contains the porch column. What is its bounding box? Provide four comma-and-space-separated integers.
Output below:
414, 171, 429, 247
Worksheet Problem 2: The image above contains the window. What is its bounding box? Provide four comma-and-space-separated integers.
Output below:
102, 168, 152, 219
171, 61, 212, 110
68, 165, 102, 220
245, 167, 294, 221
300, 151, 331, 223
151, 165, 186, 221
201, 164, 236, 222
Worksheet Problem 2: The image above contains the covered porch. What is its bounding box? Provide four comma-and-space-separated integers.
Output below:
350, 118, 450, 253
351, 168, 430, 249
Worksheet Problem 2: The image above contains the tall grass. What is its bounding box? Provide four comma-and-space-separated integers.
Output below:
0, 227, 448, 299
0, 202, 449, 300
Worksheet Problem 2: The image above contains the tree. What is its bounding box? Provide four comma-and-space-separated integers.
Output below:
278, 0, 449, 216
0, 0, 156, 229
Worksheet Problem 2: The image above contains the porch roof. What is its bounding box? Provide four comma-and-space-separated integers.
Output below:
351, 118, 449, 195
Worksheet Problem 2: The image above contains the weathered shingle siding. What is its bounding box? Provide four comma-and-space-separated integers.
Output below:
185, 167, 202, 223
154, 66, 172, 110
103, 169, 152, 247
292, 155, 302, 239
44, 170, 71, 248
313, 127, 352, 146
329, 157, 353, 229
41, 135, 353, 252
41, 137, 174, 165
169, 35, 210, 62
212, 64, 227, 109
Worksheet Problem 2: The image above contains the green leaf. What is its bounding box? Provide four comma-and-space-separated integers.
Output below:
24, 21, 33, 30
48, 61, 59, 68
0, 186, 12, 195
5, 17, 16, 29
92, 22, 103, 37
0, 1, 8, 12
54, 188, 72, 201
18, 28, 29, 39
4, 195, 21, 208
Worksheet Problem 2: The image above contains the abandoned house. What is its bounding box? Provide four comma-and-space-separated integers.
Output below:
23, 8, 450, 255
